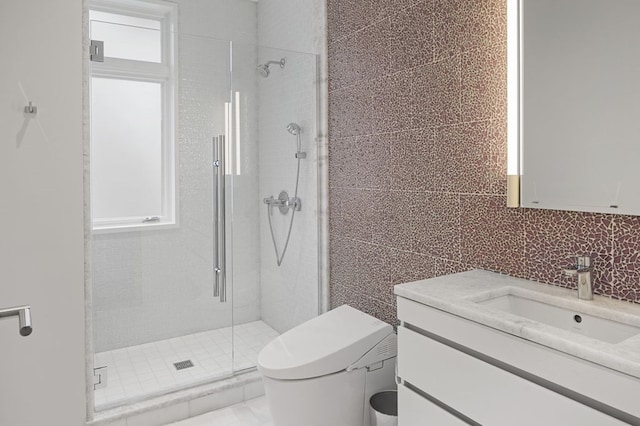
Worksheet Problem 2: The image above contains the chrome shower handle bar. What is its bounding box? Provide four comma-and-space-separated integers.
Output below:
0, 305, 32, 336
213, 135, 227, 303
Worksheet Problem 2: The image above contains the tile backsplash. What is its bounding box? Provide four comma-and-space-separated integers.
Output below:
327, 0, 640, 324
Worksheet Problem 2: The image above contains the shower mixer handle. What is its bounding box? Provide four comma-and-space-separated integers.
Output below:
264, 192, 302, 215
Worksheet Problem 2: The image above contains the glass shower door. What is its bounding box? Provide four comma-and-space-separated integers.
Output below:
227, 42, 320, 373
90, 9, 236, 409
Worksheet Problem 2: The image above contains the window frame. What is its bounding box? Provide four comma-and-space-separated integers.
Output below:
89, 0, 178, 233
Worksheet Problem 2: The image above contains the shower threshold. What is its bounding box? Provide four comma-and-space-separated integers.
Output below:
94, 321, 278, 411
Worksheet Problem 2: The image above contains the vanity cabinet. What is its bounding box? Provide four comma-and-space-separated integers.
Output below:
396, 297, 637, 426
398, 385, 467, 426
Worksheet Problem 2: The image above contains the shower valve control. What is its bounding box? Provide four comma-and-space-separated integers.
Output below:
264, 191, 302, 215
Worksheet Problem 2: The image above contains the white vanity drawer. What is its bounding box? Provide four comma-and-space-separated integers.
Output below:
398, 326, 626, 426
398, 384, 467, 426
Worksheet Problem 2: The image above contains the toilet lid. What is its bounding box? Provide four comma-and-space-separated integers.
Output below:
257, 305, 393, 380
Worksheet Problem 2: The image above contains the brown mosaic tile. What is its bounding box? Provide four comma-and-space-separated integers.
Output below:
348, 189, 377, 243
435, 258, 473, 277
328, 188, 346, 238
371, 190, 415, 252
411, 55, 462, 126
357, 242, 393, 298
461, 42, 507, 122
331, 288, 396, 325
433, 0, 507, 61
326, 0, 343, 45
461, 195, 526, 277
328, 137, 358, 189
388, 1, 434, 72
432, 119, 507, 195
329, 236, 360, 307
390, 250, 437, 285
390, 128, 435, 191
411, 192, 461, 260
329, 81, 374, 139
329, 188, 373, 243
524, 209, 614, 295
612, 216, 640, 302
370, 69, 416, 134
352, 19, 393, 83
356, 134, 392, 190
362, 295, 398, 326
326, 0, 373, 44
373, 0, 427, 22
328, 38, 354, 93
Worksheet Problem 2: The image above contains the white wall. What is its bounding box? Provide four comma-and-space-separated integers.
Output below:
256, 0, 322, 332
0, 1, 86, 424
257, 0, 321, 54
92, 0, 261, 351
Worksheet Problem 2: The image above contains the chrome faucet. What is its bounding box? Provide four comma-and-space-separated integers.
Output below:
563, 256, 593, 300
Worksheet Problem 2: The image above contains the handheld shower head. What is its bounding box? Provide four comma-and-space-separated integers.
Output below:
286, 122, 301, 136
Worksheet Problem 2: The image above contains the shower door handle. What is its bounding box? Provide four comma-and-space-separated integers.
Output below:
213, 135, 227, 303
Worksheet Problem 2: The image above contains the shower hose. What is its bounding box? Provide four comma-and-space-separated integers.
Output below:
267, 146, 302, 267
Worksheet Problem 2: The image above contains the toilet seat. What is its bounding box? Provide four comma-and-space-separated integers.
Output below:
258, 305, 393, 380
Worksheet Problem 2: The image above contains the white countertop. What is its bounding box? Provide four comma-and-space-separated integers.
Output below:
394, 270, 640, 379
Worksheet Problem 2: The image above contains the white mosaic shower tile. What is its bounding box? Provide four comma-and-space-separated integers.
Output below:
94, 321, 278, 410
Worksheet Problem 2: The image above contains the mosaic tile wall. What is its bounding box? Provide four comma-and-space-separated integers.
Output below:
327, 0, 640, 324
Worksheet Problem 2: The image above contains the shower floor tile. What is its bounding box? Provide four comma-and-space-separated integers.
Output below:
94, 321, 279, 410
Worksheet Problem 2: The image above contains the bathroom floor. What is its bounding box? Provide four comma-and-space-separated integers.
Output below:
94, 321, 279, 410
169, 397, 272, 426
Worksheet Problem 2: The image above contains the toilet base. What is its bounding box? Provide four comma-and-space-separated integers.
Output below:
263, 358, 396, 426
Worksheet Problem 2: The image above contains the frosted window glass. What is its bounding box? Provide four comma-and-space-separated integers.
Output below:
91, 77, 163, 221
90, 11, 162, 63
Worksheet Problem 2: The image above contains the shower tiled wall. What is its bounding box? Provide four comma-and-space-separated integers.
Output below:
327, 0, 640, 324
256, 0, 321, 333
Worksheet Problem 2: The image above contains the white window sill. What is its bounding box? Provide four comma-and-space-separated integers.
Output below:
92, 220, 178, 235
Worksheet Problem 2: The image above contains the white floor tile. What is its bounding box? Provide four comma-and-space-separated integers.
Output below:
170, 397, 271, 426
94, 321, 278, 410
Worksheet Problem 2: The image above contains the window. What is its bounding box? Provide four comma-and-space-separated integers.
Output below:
89, 0, 177, 231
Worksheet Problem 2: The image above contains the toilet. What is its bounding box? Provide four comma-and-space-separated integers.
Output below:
258, 305, 397, 426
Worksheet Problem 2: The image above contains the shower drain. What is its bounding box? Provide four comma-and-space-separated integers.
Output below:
173, 360, 194, 370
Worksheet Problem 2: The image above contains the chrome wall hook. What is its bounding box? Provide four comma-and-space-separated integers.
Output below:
24, 102, 38, 115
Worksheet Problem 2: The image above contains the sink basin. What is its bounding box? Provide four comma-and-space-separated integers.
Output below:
477, 293, 640, 344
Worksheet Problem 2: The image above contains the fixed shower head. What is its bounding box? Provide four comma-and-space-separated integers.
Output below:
257, 64, 271, 78
257, 58, 286, 78
286, 122, 301, 136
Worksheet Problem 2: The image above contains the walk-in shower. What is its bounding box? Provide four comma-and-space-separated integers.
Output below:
88, 0, 322, 413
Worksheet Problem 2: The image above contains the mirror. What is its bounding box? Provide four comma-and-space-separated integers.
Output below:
514, 0, 640, 215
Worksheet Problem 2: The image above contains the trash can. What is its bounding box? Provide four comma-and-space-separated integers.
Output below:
369, 390, 398, 426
